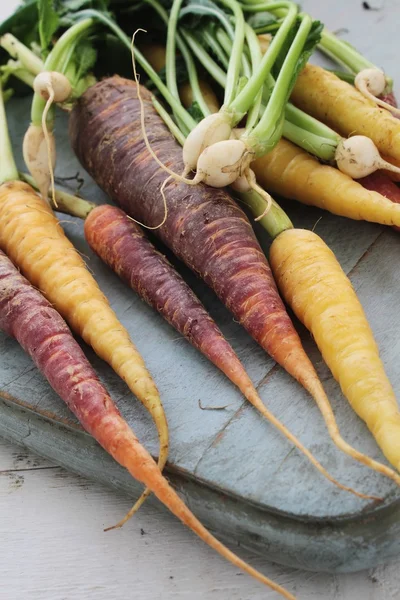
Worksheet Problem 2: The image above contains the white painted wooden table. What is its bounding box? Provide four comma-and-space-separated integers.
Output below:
1, 1, 400, 599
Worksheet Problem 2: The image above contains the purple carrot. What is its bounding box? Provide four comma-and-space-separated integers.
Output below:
0, 247, 297, 598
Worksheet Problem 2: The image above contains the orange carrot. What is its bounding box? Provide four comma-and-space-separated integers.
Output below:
0, 247, 294, 599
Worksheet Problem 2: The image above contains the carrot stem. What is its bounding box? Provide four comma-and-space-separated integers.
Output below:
235, 187, 293, 238
0, 81, 18, 183
0, 33, 44, 75
19, 172, 96, 219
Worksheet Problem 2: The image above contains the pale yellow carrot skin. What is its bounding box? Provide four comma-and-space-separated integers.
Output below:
270, 228, 400, 471
252, 137, 400, 227
291, 64, 400, 163
0, 181, 169, 484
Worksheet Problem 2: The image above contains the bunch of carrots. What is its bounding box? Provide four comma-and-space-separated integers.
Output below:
0, 0, 400, 597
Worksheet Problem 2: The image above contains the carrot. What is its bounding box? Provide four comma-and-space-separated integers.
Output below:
84, 204, 267, 400
358, 171, 400, 232
252, 137, 400, 228
380, 92, 398, 112
69, 76, 400, 485
291, 64, 400, 163
0, 248, 293, 599
83, 202, 378, 499
269, 229, 400, 472
0, 180, 169, 513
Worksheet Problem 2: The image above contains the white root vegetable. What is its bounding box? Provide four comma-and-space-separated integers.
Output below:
335, 135, 400, 179
195, 139, 254, 187
23, 124, 56, 202
355, 68, 400, 116
182, 112, 232, 173
33, 71, 72, 103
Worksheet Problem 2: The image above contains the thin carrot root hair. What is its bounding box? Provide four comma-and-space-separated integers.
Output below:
356, 81, 400, 117
131, 31, 203, 187
41, 85, 57, 208
250, 174, 272, 221
126, 174, 170, 230
305, 376, 400, 487
244, 386, 381, 501
104, 488, 152, 532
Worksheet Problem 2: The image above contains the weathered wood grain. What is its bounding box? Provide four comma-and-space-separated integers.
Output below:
1, 438, 399, 600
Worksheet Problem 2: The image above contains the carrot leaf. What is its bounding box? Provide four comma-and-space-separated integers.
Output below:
38, 0, 59, 56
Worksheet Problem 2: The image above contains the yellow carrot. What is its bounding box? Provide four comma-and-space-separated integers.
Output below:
270, 228, 400, 471
252, 137, 400, 226
0, 180, 168, 511
179, 80, 219, 113
291, 64, 400, 163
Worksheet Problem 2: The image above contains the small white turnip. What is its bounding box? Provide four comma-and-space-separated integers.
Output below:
195, 139, 254, 187
23, 124, 56, 202
33, 71, 72, 103
335, 135, 400, 179
355, 68, 400, 116
182, 112, 232, 173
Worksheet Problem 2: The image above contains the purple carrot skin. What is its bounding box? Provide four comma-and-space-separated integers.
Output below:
69, 77, 323, 387
85, 204, 255, 393
69, 76, 400, 486
0, 248, 296, 599
85, 204, 376, 499
380, 92, 399, 115
359, 171, 400, 232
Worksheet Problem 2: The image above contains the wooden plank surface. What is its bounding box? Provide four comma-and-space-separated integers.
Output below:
1, 436, 400, 600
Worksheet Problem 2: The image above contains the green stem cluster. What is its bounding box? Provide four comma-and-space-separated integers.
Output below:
0, 81, 18, 184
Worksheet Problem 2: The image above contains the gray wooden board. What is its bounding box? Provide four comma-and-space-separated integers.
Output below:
1, 0, 400, 574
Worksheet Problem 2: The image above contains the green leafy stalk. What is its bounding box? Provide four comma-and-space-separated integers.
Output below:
245, 13, 314, 156
166, 0, 184, 104
236, 188, 293, 238
152, 96, 187, 145
318, 29, 373, 72
180, 0, 236, 38
243, 0, 394, 89
0, 33, 44, 75
284, 102, 340, 142
38, 0, 59, 56
282, 120, 337, 161
243, 23, 263, 132
20, 172, 96, 219
0, 81, 18, 184
181, 30, 227, 86
227, 1, 298, 119
78, 8, 196, 131
215, 27, 252, 78
148, 0, 210, 120
218, 0, 245, 105
201, 27, 230, 68
42, 18, 94, 73
180, 19, 336, 161
1, 59, 36, 88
